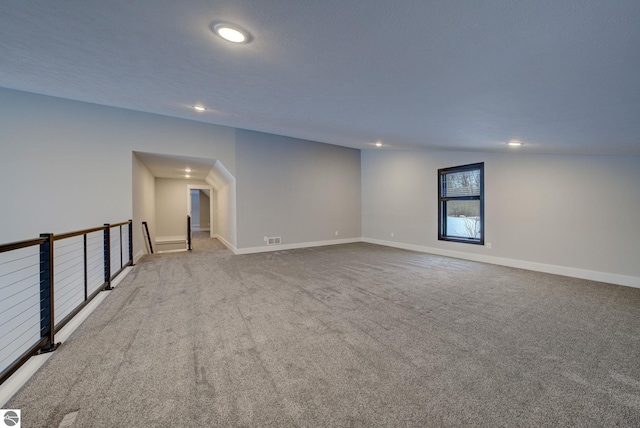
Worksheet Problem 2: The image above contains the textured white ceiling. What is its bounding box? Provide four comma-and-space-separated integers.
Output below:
134, 152, 216, 180
2, 1, 640, 154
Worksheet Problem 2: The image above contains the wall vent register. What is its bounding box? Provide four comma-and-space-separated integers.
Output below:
267, 237, 282, 245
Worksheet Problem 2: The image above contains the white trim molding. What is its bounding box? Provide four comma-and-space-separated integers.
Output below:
235, 237, 362, 255
362, 238, 640, 289
134, 250, 145, 263
214, 234, 238, 254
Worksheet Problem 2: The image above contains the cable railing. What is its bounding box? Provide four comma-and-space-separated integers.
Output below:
0, 221, 133, 385
187, 215, 192, 251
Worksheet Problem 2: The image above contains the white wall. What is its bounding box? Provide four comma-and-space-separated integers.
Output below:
190, 190, 201, 228
132, 154, 156, 259
0, 88, 235, 250
204, 162, 236, 248
199, 191, 210, 230
235, 130, 361, 250
156, 178, 208, 239
362, 150, 640, 286
214, 181, 236, 249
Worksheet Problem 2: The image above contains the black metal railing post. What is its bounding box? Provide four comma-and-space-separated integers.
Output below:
83, 233, 88, 301
142, 221, 153, 254
128, 220, 133, 265
119, 224, 123, 270
187, 215, 192, 251
103, 224, 111, 290
38, 234, 60, 354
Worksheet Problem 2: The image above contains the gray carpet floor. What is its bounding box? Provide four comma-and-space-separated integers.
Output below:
8, 234, 640, 427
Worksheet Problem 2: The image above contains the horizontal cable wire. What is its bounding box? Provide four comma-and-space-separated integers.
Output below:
0, 300, 41, 332
55, 281, 83, 303
87, 260, 104, 273
87, 254, 102, 263
0, 325, 43, 368
0, 271, 43, 292
87, 275, 103, 288
54, 239, 83, 250
55, 282, 85, 301
0, 260, 41, 280
87, 249, 103, 259
87, 282, 104, 295
55, 282, 84, 303
87, 252, 104, 264
0, 282, 40, 304
56, 300, 84, 321
54, 287, 83, 308
87, 272, 104, 284
0, 251, 42, 267
54, 263, 83, 283
54, 254, 84, 270
87, 269, 104, 283
54, 248, 84, 264
87, 248, 103, 257
0, 287, 42, 318
54, 259, 83, 277
87, 236, 103, 245
87, 239, 104, 250
55, 267, 84, 290
56, 295, 84, 318
0, 316, 41, 347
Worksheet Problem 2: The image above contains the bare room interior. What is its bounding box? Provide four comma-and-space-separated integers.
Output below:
1, 1, 639, 426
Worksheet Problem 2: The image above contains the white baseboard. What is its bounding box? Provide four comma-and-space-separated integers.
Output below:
155, 235, 187, 243
134, 250, 145, 263
362, 238, 640, 289
156, 248, 188, 254
214, 234, 238, 253
235, 237, 362, 255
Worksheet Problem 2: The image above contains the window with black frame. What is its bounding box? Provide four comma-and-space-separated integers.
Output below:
438, 162, 484, 244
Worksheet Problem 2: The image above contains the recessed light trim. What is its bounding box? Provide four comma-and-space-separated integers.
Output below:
185, 174, 191, 179
507, 139, 523, 147
193, 105, 206, 112
211, 22, 252, 44
375, 142, 383, 147
185, 168, 192, 173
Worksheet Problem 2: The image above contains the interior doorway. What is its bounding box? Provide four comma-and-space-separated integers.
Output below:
187, 184, 214, 238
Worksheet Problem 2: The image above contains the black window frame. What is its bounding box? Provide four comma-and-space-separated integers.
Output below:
438, 162, 484, 245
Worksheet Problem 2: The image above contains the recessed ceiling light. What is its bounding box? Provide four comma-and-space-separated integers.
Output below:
193, 105, 206, 112
375, 142, 382, 147
185, 174, 191, 178
507, 139, 523, 147
211, 22, 251, 44
185, 168, 192, 173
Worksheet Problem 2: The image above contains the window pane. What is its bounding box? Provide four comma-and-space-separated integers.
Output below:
442, 170, 481, 197
445, 201, 481, 239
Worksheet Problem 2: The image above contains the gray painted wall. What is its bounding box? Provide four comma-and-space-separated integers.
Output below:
0, 87, 235, 249
190, 189, 201, 227
156, 178, 208, 239
132, 154, 156, 258
3, 86, 637, 285
235, 130, 362, 249
361, 149, 640, 281
199, 190, 210, 230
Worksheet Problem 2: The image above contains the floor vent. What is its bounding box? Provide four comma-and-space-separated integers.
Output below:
267, 237, 281, 245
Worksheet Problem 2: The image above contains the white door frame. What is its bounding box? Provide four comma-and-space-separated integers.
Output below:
187, 184, 214, 238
